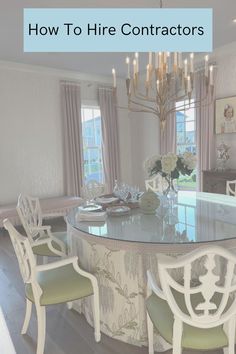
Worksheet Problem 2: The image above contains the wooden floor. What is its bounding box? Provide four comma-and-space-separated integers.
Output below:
0, 218, 223, 354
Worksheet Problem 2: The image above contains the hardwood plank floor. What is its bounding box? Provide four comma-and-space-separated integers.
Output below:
0, 219, 223, 354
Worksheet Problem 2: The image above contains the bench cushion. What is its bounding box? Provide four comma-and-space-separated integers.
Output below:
0, 196, 83, 227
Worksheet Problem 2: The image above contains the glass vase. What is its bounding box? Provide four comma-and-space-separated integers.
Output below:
163, 177, 178, 199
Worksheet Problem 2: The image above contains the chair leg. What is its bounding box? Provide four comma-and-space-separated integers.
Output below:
224, 317, 236, 354
35, 304, 46, 354
92, 292, 101, 342
172, 317, 183, 354
147, 312, 154, 354
21, 299, 32, 334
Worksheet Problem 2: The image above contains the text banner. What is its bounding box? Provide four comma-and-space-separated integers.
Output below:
24, 8, 213, 52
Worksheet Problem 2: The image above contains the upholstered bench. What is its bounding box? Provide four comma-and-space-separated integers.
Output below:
0, 196, 84, 228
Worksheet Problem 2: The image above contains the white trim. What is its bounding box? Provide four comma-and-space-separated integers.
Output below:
0, 59, 112, 83
82, 101, 100, 109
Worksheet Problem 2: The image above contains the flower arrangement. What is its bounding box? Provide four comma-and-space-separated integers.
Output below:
144, 152, 196, 193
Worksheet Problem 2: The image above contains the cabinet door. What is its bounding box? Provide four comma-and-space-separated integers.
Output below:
203, 175, 226, 194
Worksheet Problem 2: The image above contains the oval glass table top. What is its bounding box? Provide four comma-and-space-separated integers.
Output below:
66, 191, 236, 244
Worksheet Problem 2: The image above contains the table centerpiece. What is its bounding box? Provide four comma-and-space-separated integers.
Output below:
144, 152, 196, 196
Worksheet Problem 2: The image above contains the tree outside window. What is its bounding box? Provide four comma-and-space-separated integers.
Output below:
176, 101, 196, 190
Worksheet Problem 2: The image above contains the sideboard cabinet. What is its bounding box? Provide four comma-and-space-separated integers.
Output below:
202, 170, 236, 194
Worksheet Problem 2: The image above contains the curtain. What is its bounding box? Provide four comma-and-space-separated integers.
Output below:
195, 70, 215, 191
160, 112, 176, 154
60, 81, 83, 196
98, 87, 120, 193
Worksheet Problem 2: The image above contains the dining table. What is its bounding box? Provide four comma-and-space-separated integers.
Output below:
66, 191, 236, 352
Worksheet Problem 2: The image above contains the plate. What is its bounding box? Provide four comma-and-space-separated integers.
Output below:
96, 196, 119, 204
79, 204, 103, 212
107, 206, 131, 216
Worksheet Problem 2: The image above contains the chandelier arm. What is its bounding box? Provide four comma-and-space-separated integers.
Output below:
167, 89, 189, 102
170, 93, 187, 102
117, 104, 159, 116
128, 98, 158, 114
128, 108, 159, 115
167, 97, 213, 115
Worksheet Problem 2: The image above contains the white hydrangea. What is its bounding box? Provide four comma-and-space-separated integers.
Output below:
161, 153, 177, 175
183, 152, 196, 170
143, 155, 161, 172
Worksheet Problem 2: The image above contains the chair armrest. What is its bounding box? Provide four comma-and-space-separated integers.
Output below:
31, 225, 51, 232
33, 226, 66, 255
147, 270, 166, 300
33, 238, 51, 247
36, 256, 79, 272
37, 257, 98, 292
42, 212, 63, 218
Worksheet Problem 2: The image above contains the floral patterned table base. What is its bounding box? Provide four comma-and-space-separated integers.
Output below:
68, 224, 172, 352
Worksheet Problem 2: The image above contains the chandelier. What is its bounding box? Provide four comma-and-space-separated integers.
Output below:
112, 51, 214, 130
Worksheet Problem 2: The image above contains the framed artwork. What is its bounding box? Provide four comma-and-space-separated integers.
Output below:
215, 96, 236, 134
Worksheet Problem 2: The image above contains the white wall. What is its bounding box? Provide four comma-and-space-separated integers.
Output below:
0, 64, 63, 204
116, 81, 133, 185
0, 61, 130, 204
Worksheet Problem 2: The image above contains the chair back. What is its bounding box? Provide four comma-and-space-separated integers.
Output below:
17, 194, 42, 242
3, 219, 36, 285
145, 175, 168, 193
82, 180, 105, 201
226, 180, 236, 196
158, 246, 236, 328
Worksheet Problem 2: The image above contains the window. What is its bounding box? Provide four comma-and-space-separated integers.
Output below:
81, 106, 104, 184
176, 101, 196, 190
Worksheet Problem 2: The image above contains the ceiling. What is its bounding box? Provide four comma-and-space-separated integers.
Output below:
0, 0, 235, 77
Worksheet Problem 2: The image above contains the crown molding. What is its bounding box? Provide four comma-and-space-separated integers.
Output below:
0, 59, 112, 84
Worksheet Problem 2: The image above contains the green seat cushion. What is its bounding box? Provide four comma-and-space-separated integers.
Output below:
25, 263, 93, 305
146, 292, 228, 350
32, 232, 67, 257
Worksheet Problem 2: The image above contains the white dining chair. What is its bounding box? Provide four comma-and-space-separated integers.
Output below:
82, 180, 105, 201
145, 175, 168, 193
17, 194, 67, 261
146, 245, 236, 354
226, 180, 236, 196
3, 219, 101, 354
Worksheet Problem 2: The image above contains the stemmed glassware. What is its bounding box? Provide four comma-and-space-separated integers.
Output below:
113, 181, 140, 202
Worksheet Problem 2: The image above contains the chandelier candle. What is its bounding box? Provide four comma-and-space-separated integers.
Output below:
112, 52, 214, 130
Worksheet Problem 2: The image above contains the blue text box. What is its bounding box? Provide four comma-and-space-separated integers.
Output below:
24, 8, 212, 52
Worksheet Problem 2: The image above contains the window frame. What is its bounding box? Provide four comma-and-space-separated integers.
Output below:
176, 99, 196, 155
81, 105, 104, 185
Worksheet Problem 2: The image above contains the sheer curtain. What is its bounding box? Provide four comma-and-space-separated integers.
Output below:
60, 81, 83, 196
98, 87, 120, 193
195, 70, 216, 191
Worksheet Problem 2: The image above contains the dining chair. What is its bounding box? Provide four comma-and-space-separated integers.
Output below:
3, 219, 101, 354
82, 180, 105, 201
226, 180, 236, 196
145, 175, 168, 193
17, 194, 67, 261
146, 246, 236, 354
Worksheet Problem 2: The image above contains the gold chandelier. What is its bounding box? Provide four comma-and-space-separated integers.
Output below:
112, 52, 214, 130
